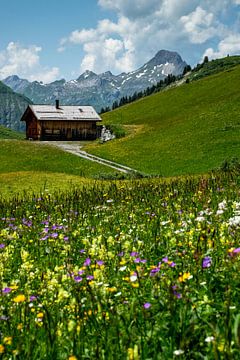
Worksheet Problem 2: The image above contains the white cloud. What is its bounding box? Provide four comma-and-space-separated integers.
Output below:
0, 42, 59, 83
203, 34, 240, 59
180, 7, 218, 44
98, 0, 161, 18
60, 0, 240, 75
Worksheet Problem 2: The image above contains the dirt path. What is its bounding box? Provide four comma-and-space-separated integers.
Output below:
40, 141, 138, 174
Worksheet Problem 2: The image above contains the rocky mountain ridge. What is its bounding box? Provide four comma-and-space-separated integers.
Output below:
3, 50, 187, 112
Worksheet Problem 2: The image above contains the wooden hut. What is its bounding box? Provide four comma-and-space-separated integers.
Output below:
21, 100, 102, 140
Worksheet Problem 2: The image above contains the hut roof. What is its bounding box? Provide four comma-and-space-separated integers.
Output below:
22, 105, 102, 122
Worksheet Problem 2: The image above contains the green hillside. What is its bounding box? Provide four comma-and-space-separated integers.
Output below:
86, 62, 240, 176
0, 124, 25, 139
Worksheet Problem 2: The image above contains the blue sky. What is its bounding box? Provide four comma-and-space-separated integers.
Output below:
0, 0, 239, 82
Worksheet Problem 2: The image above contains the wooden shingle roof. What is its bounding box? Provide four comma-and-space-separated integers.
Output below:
22, 105, 102, 122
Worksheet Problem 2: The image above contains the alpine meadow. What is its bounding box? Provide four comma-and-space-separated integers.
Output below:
1, 48, 240, 360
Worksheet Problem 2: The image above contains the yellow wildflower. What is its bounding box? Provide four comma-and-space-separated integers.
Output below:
17, 323, 23, 330
10, 285, 18, 291
131, 283, 139, 288
36, 312, 44, 318
107, 287, 117, 293
13, 294, 26, 303
68, 356, 77, 360
0, 345, 4, 354
3, 337, 12, 345
178, 272, 191, 283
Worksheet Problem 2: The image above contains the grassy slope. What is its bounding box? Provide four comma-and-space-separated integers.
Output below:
0, 124, 25, 139
0, 140, 118, 197
86, 64, 240, 176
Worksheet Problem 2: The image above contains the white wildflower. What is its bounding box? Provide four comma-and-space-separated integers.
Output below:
195, 216, 205, 222
205, 336, 215, 343
173, 349, 184, 355
229, 216, 240, 227
218, 200, 227, 210
130, 275, 138, 282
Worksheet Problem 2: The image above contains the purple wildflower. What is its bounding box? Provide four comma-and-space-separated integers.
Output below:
78, 270, 85, 275
63, 236, 69, 242
150, 267, 160, 276
84, 258, 91, 266
143, 302, 151, 309
233, 248, 240, 254
202, 256, 212, 268
96, 260, 104, 266
0, 244, 5, 249
162, 256, 168, 263
2, 287, 12, 294
169, 262, 176, 267
30, 296, 37, 301
130, 251, 139, 257
79, 249, 85, 253
50, 232, 58, 238
86, 275, 94, 281
173, 291, 182, 299
117, 252, 124, 257
74, 276, 83, 283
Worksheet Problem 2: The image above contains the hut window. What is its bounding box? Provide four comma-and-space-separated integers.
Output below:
53, 129, 60, 135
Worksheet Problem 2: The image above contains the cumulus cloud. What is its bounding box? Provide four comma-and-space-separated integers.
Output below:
60, 0, 240, 75
203, 34, 240, 59
0, 42, 59, 83
98, 0, 161, 18
180, 7, 218, 44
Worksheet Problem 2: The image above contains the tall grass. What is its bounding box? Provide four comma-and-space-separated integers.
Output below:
1, 171, 240, 359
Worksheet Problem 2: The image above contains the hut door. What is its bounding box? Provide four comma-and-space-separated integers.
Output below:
67, 128, 71, 140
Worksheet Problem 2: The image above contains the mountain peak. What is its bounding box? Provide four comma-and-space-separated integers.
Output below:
77, 70, 97, 82
5, 75, 21, 81
149, 49, 186, 67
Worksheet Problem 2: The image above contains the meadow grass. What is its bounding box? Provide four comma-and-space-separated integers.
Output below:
0, 171, 98, 199
85, 65, 240, 177
0, 140, 120, 196
1, 171, 240, 359
0, 126, 25, 140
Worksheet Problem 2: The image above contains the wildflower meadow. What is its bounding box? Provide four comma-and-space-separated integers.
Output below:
1, 172, 240, 359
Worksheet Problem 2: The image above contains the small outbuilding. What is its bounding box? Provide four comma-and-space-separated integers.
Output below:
21, 100, 102, 140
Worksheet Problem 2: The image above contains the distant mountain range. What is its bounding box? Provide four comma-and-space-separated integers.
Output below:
3, 50, 187, 114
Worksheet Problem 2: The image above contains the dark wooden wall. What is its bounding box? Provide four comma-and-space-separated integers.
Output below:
26, 117, 98, 140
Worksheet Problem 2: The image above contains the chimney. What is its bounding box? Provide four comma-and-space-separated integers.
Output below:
56, 99, 60, 109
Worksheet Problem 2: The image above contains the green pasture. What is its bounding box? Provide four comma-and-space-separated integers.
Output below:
0, 125, 25, 140
0, 140, 118, 197
86, 64, 240, 176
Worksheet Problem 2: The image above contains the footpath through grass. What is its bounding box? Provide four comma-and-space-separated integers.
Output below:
86, 64, 240, 177
1, 171, 240, 359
